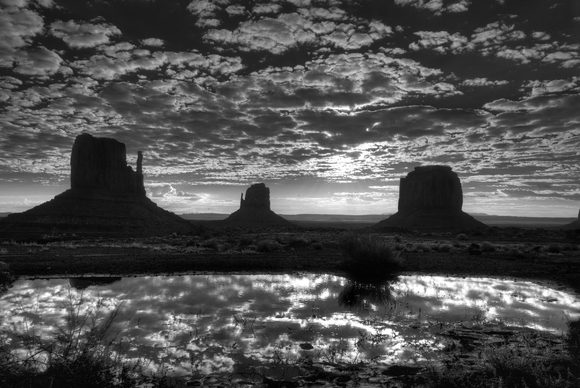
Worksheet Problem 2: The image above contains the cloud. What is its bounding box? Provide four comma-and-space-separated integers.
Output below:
410, 31, 469, 53
50, 20, 122, 48
524, 79, 580, 96
0, 6, 43, 51
12, 47, 62, 76
471, 22, 526, 47
204, 12, 392, 54
395, 0, 471, 14
141, 38, 164, 47
252, 3, 282, 14
462, 78, 509, 87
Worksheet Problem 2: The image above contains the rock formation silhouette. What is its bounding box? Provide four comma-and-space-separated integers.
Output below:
240, 183, 271, 210
70, 133, 146, 195
0, 133, 191, 239
562, 209, 580, 229
373, 165, 487, 231
225, 183, 295, 227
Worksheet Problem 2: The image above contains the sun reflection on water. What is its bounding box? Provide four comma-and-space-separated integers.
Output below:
0, 274, 579, 379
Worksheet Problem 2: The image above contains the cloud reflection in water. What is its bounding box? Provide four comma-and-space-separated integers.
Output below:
1, 274, 579, 379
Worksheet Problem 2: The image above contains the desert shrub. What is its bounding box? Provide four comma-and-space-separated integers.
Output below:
201, 238, 219, 250
256, 240, 282, 252
547, 244, 562, 254
510, 248, 527, 259
456, 233, 468, 241
311, 242, 324, 250
241, 244, 257, 253
481, 241, 496, 252
220, 242, 232, 252
394, 243, 405, 251
0, 261, 14, 292
415, 243, 431, 252
287, 236, 310, 248
0, 247, 7, 255
566, 319, 580, 362
394, 235, 402, 243
339, 233, 402, 275
424, 336, 580, 388
562, 243, 580, 251
437, 244, 453, 253
239, 236, 255, 247
184, 246, 201, 253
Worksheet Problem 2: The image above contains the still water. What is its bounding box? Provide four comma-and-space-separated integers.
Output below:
1, 274, 579, 379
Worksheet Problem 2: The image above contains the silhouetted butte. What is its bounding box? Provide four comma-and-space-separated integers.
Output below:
225, 183, 295, 227
0, 133, 191, 239
373, 166, 487, 231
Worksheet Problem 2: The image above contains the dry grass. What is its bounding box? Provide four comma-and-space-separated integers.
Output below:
0, 288, 174, 388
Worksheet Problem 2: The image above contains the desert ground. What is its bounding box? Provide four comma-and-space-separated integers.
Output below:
1, 219, 580, 387
2, 220, 579, 295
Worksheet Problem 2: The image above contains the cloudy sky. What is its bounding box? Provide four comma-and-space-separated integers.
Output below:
1, 0, 579, 217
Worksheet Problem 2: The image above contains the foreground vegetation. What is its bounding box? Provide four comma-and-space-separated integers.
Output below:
421, 321, 580, 388
1, 294, 579, 388
0, 290, 177, 388
1, 226, 579, 386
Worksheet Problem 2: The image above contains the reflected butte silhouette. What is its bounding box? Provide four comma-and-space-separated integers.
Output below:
374, 165, 487, 232
0, 134, 191, 239
225, 183, 295, 227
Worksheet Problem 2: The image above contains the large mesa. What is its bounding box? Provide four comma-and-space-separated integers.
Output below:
0, 133, 191, 239
373, 165, 486, 231
225, 183, 294, 227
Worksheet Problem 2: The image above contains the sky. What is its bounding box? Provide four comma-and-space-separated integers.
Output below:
1, 0, 579, 217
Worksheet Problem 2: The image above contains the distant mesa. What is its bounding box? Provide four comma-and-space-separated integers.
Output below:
225, 183, 295, 227
0, 133, 191, 239
373, 165, 487, 231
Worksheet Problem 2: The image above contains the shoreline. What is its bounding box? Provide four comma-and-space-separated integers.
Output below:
3, 244, 580, 295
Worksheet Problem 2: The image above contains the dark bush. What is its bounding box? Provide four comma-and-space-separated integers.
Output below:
339, 233, 402, 280
566, 319, 580, 362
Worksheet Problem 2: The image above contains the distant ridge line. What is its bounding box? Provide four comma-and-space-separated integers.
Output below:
179, 213, 577, 227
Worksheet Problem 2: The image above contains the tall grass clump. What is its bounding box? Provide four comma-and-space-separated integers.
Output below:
425, 342, 580, 388
566, 319, 580, 362
339, 233, 402, 279
424, 323, 580, 388
0, 261, 13, 292
0, 288, 170, 388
